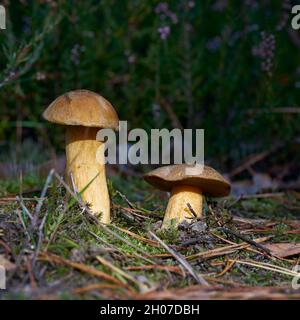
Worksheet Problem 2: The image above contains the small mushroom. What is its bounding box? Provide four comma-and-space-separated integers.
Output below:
43, 89, 119, 224
144, 164, 231, 227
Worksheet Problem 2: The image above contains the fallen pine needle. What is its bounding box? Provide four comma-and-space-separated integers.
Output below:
228, 259, 300, 277
149, 231, 209, 286
216, 259, 237, 277
103, 224, 155, 264
73, 283, 122, 295
113, 226, 159, 247
187, 236, 269, 260
126, 265, 184, 276
39, 252, 125, 286
210, 232, 263, 255
133, 284, 300, 300
96, 255, 148, 292
220, 227, 272, 256
114, 226, 185, 250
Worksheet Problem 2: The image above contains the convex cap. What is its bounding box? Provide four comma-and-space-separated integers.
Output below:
144, 164, 231, 197
43, 89, 119, 129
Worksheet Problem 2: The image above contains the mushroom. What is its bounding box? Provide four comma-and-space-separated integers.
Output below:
43, 89, 119, 224
144, 164, 231, 227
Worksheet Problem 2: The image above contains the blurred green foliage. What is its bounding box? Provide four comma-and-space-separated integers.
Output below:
0, 0, 299, 168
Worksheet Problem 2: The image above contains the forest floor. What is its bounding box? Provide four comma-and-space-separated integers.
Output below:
0, 170, 300, 300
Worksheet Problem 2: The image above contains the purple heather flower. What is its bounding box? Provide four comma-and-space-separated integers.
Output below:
156, 3, 178, 24
70, 44, 85, 65
252, 32, 276, 76
212, 0, 228, 12
124, 50, 136, 64
188, 1, 195, 9
36, 71, 46, 81
157, 26, 170, 40
128, 55, 136, 64
245, 0, 258, 9
276, 0, 291, 31
206, 36, 222, 52
155, 3, 177, 40
155, 2, 169, 14
168, 12, 178, 24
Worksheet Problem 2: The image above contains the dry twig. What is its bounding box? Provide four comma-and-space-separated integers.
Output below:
149, 231, 209, 286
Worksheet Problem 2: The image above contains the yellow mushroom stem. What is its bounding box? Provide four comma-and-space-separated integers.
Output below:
65, 126, 110, 224
162, 185, 203, 227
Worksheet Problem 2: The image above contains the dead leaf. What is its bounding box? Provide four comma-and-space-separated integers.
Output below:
265, 243, 300, 258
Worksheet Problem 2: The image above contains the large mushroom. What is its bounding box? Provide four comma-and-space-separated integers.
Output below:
43, 89, 119, 224
144, 164, 231, 227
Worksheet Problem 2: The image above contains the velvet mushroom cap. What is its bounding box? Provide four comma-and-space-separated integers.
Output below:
144, 164, 231, 197
43, 89, 119, 129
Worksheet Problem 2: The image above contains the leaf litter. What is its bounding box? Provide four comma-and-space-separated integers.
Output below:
0, 170, 300, 300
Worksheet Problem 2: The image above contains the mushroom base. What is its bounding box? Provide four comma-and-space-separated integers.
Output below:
163, 185, 203, 228
66, 126, 110, 224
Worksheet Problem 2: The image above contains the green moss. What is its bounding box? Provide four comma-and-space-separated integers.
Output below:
0, 173, 299, 299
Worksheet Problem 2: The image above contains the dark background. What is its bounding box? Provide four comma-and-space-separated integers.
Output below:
0, 0, 299, 189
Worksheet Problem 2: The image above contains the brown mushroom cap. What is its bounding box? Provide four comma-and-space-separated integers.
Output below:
144, 164, 231, 197
43, 89, 119, 129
